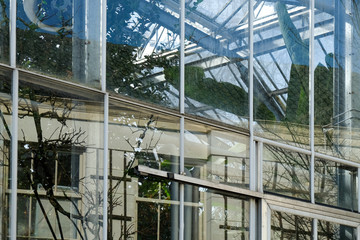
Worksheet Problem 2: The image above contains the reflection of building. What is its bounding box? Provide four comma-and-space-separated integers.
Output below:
1, 0, 360, 239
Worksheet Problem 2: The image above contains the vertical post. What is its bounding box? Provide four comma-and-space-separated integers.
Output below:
309, 0, 315, 204
260, 199, 270, 240
248, 1, 256, 239
10, 69, 18, 240
10, 0, 18, 238
101, 0, 108, 237
257, 141, 263, 193
103, 94, 109, 240
312, 219, 318, 240
249, 0, 255, 192
358, 167, 360, 213
101, 0, 107, 92
179, 0, 185, 238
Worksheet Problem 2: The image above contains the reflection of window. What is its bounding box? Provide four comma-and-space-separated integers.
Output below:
3, 143, 83, 239
14, 143, 82, 192
16, 195, 78, 239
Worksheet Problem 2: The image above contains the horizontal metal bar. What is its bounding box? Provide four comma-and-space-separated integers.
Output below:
255, 136, 360, 168
266, 195, 360, 226
18, 68, 105, 95
137, 165, 262, 198
269, 88, 288, 96
254, 136, 312, 155
314, 152, 360, 168
136, 197, 202, 207
137, 165, 360, 227
270, 204, 359, 228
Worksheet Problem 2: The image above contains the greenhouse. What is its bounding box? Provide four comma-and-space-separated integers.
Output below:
0, 0, 360, 239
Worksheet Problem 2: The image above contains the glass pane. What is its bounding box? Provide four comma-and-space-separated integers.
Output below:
16, 0, 101, 87
314, 0, 360, 164
31, 197, 78, 239
271, 211, 312, 239
0, 68, 11, 238
318, 220, 357, 240
107, 0, 180, 109
17, 75, 104, 239
263, 144, 310, 200
109, 100, 180, 173
108, 176, 178, 239
0, 0, 9, 63
189, 187, 250, 240
254, 1, 310, 147
315, 158, 358, 211
184, 0, 249, 128
185, 120, 249, 188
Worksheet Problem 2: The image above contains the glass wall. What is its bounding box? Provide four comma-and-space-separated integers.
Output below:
109, 99, 180, 174
253, 1, 310, 147
313, 0, 360, 164
184, 0, 250, 128
271, 211, 312, 239
16, 0, 102, 87
188, 188, 249, 240
318, 220, 357, 240
107, 0, 180, 109
2, 0, 360, 239
14, 75, 104, 239
185, 120, 249, 188
263, 144, 310, 200
315, 158, 358, 211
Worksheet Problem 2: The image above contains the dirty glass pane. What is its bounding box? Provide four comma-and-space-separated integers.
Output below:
271, 211, 312, 239
263, 144, 310, 200
16, 0, 101, 87
0, 68, 11, 238
16, 75, 104, 239
109, 99, 180, 173
315, 158, 358, 211
0, 0, 9, 63
184, 0, 249, 128
253, 1, 310, 147
185, 120, 250, 188
107, 0, 180, 109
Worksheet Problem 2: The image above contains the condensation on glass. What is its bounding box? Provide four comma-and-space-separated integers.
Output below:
106, 0, 180, 109
315, 158, 358, 211
0, 68, 12, 239
263, 144, 310, 200
253, 1, 310, 147
16, 0, 101, 88
184, 0, 250, 128
14, 74, 104, 239
0, 0, 9, 64
185, 120, 250, 188
109, 99, 180, 173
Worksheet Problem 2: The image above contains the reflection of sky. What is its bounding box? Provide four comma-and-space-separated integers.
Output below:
17, 0, 73, 34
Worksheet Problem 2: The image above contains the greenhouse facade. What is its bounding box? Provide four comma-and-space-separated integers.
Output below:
1, 0, 360, 239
